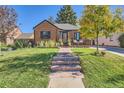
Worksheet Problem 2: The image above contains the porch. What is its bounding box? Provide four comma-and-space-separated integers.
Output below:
58, 30, 91, 47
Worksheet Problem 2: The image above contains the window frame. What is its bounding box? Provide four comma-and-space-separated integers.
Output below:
74, 32, 80, 41
40, 31, 51, 39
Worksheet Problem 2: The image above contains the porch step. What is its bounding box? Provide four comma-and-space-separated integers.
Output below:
49, 71, 84, 78
51, 65, 81, 71
52, 61, 80, 65
53, 56, 79, 61
57, 53, 73, 57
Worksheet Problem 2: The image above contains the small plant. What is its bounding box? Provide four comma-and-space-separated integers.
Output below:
44, 41, 49, 47
49, 40, 56, 47
92, 51, 99, 56
92, 51, 106, 56
38, 40, 63, 48
59, 39, 63, 46
39, 41, 45, 48
39, 40, 57, 48
101, 51, 106, 56
55, 42, 60, 47
68, 39, 72, 47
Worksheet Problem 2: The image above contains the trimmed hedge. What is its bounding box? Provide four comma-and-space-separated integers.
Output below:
118, 33, 124, 48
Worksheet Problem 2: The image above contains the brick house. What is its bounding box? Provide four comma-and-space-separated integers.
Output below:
33, 20, 83, 45
2, 20, 91, 46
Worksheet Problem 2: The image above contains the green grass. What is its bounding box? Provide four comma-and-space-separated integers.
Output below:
72, 48, 124, 88
0, 48, 58, 88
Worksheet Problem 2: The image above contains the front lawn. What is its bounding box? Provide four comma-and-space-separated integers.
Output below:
72, 48, 124, 88
0, 48, 58, 88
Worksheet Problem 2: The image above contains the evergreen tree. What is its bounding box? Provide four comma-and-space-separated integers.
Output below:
56, 5, 77, 25
47, 16, 55, 23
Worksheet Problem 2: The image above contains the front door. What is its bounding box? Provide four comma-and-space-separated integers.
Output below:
62, 32, 68, 45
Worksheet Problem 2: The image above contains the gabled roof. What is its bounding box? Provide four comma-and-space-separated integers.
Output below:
54, 23, 79, 30
33, 20, 79, 30
16, 33, 34, 39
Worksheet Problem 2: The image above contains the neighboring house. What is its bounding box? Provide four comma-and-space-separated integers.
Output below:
16, 33, 34, 41
94, 32, 124, 47
33, 20, 90, 45
0, 27, 22, 45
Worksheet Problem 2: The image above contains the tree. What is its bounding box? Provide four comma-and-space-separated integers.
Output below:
47, 16, 55, 24
112, 8, 124, 33
0, 6, 17, 43
0, 6, 17, 55
56, 5, 77, 25
80, 5, 124, 53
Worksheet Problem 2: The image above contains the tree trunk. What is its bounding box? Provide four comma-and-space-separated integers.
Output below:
0, 42, 2, 56
96, 31, 99, 53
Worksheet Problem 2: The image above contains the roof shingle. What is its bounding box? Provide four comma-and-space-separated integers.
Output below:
17, 33, 34, 39
54, 23, 79, 30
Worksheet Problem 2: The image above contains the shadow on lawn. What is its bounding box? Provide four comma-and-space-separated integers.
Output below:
106, 74, 124, 86
0, 52, 57, 72
74, 52, 89, 56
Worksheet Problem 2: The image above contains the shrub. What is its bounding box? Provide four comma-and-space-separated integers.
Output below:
39, 41, 45, 48
92, 51, 106, 56
101, 51, 106, 56
55, 42, 60, 47
0, 42, 8, 51
118, 33, 124, 48
7, 44, 17, 50
39, 40, 57, 48
68, 39, 72, 46
14, 40, 31, 48
59, 39, 63, 46
49, 40, 56, 47
44, 41, 49, 47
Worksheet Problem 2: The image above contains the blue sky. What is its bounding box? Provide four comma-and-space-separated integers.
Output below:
10, 5, 124, 33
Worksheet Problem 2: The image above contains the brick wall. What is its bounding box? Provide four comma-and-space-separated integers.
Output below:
34, 21, 59, 44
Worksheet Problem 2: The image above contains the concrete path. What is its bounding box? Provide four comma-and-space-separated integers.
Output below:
90, 46, 124, 57
48, 78, 84, 88
48, 47, 85, 88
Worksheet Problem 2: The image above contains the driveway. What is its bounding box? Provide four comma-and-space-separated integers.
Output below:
90, 46, 124, 57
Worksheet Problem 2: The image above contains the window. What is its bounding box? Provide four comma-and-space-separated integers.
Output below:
40, 31, 51, 39
74, 32, 80, 41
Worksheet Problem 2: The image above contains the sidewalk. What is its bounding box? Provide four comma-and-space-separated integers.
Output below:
90, 46, 124, 57
48, 47, 85, 88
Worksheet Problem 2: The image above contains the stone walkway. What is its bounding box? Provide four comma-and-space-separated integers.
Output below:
48, 48, 85, 88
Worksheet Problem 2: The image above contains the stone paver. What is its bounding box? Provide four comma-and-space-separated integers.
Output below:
48, 47, 85, 88
48, 78, 85, 88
